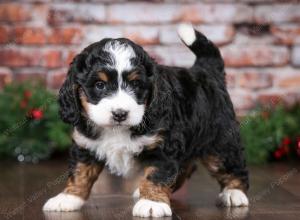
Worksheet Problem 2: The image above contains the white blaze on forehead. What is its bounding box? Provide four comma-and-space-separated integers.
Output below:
104, 41, 135, 75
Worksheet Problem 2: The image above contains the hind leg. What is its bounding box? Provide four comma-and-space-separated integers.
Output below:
201, 151, 249, 207
171, 162, 197, 193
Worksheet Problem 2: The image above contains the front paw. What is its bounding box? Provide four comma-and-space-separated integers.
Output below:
43, 193, 85, 211
217, 189, 249, 207
132, 199, 172, 217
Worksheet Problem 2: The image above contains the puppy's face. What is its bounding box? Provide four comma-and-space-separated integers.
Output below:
74, 39, 153, 127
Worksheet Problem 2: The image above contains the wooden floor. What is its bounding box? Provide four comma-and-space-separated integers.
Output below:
0, 160, 300, 220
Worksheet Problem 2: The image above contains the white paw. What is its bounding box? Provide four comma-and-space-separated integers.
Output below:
132, 188, 140, 198
132, 199, 172, 218
217, 189, 249, 207
43, 193, 85, 211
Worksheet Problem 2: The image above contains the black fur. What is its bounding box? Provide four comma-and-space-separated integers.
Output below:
59, 29, 248, 194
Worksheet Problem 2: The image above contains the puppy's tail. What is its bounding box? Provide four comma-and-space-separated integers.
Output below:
177, 24, 224, 71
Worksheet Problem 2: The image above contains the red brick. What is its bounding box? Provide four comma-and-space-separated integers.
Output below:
273, 68, 300, 88
42, 50, 63, 68
0, 67, 13, 88
257, 93, 284, 107
292, 46, 300, 67
48, 27, 83, 44
47, 70, 67, 89
0, 49, 41, 67
221, 46, 289, 67
225, 72, 236, 88
14, 71, 47, 85
107, 3, 178, 24
84, 26, 123, 44
0, 26, 10, 44
284, 91, 300, 106
0, 3, 31, 23
176, 3, 253, 24
239, 72, 273, 90
107, 3, 253, 24
234, 33, 274, 45
260, 90, 300, 107
13, 27, 47, 45
123, 26, 159, 45
229, 89, 255, 111
278, 76, 300, 88
65, 50, 77, 66
255, 4, 300, 24
271, 25, 300, 45
48, 4, 105, 25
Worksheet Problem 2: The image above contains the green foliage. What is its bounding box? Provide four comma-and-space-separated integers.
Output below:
240, 105, 300, 165
0, 82, 71, 162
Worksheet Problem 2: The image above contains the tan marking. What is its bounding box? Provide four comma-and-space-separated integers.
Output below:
220, 175, 246, 192
172, 162, 197, 193
138, 167, 171, 204
146, 135, 163, 150
127, 71, 140, 81
79, 88, 89, 113
64, 162, 103, 200
98, 72, 108, 82
202, 155, 222, 173
201, 156, 247, 192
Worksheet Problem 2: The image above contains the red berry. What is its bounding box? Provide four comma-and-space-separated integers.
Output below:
23, 90, 32, 99
20, 100, 27, 109
274, 150, 282, 159
282, 137, 291, 146
261, 111, 270, 119
282, 145, 290, 154
30, 109, 43, 120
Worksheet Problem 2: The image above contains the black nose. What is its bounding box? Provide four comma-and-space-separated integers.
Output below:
112, 109, 128, 122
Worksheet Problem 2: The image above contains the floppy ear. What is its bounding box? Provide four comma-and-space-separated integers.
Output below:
143, 52, 156, 77
58, 55, 85, 126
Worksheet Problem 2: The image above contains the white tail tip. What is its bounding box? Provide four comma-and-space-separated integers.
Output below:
177, 23, 196, 46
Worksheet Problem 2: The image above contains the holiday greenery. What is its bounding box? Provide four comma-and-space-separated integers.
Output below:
0, 82, 71, 162
241, 104, 300, 165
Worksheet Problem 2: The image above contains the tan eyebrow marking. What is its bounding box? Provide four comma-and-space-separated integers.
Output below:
127, 71, 140, 81
98, 72, 108, 82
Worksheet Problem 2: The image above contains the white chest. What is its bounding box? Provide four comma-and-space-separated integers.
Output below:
73, 128, 158, 176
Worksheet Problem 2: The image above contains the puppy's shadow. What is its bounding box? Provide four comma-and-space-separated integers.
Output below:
43, 211, 87, 220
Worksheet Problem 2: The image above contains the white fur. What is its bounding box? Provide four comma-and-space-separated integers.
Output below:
177, 23, 196, 46
86, 89, 145, 127
132, 199, 172, 218
132, 188, 140, 198
73, 128, 158, 176
43, 193, 85, 211
217, 189, 249, 207
104, 41, 135, 75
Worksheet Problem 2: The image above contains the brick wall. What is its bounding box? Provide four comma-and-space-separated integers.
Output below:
0, 0, 300, 114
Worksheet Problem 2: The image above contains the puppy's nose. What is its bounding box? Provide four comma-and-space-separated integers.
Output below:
112, 109, 128, 122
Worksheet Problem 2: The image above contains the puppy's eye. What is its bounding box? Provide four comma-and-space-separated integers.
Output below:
131, 80, 141, 88
95, 81, 105, 90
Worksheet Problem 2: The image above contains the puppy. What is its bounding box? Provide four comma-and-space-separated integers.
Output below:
43, 24, 249, 217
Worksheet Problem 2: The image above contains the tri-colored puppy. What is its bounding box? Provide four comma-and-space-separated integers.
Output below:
43, 24, 249, 218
